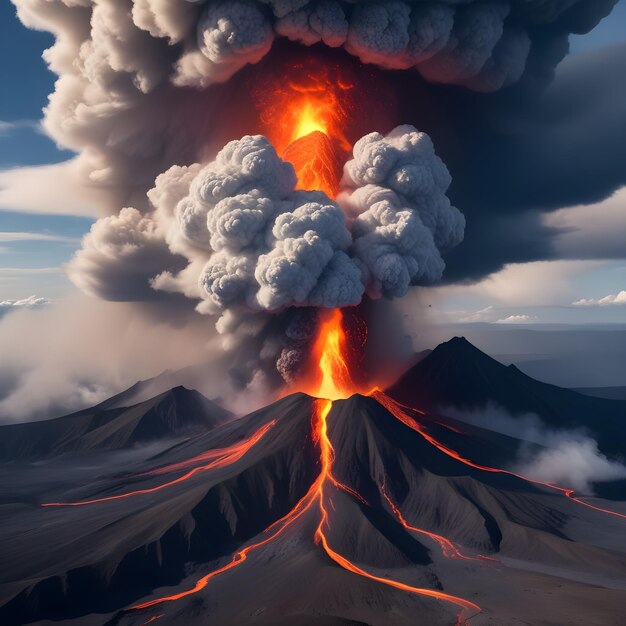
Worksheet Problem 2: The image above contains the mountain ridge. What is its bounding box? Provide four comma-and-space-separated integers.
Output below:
0, 385, 231, 461
387, 336, 626, 456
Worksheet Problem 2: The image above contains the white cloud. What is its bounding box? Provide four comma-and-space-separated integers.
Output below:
0, 119, 41, 135
0, 267, 62, 275
434, 260, 603, 307
546, 187, 626, 260
0, 295, 50, 309
573, 290, 626, 306
0, 160, 104, 217
0, 232, 80, 244
495, 314, 538, 324
0, 268, 71, 304
457, 305, 496, 323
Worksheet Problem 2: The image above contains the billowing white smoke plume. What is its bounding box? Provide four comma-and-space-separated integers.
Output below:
446, 403, 626, 493
65, 125, 461, 382
341, 125, 464, 296
153, 134, 364, 312
69, 126, 459, 322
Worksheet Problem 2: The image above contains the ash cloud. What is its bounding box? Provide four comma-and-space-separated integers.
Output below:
148, 133, 365, 313
64, 125, 460, 383
10, 0, 616, 219
341, 125, 464, 296
67, 207, 186, 301
5, 0, 622, 397
71, 127, 459, 313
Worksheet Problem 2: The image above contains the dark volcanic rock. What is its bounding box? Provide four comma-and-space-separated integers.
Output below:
387, 336, 626, 456
2, 391, 626, 625
0, 386, 231, 461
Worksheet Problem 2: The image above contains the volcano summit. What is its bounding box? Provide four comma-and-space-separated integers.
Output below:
2, 331, 626, 626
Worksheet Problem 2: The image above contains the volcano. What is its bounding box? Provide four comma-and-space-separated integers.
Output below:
1, 338, 626, 625
388, 336, 626, 457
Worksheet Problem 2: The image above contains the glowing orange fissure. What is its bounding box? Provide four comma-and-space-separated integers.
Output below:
372, 390, 626, 521
41, 420, 276, 507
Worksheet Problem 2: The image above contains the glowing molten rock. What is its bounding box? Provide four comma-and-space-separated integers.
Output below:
282, 130, 342, 198
256, 59, 354, 198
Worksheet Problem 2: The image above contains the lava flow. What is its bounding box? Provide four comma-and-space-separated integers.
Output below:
125, 310, 481, 624
312, 398, 481, 626
41, 419, 276, 507
41, 306, 626, 625
380, 483, 492, 562
132, 390, 479, 622
128, 310, 481, 625
372, 390, 626, 521
257, 62, 353, 197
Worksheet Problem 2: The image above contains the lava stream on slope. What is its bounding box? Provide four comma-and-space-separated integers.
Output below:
37, 308, 626, 626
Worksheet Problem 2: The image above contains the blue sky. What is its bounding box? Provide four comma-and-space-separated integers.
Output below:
0, 1, 91, 301
1, 1, 625, 322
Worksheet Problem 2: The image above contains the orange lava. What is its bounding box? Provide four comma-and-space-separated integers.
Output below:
312, 399, 480, 625
41, 311, 626, 624
314, 309, 354, 399
281, 129, 342, 197
258, 65, 352, 198
373, 390, 626, 521
380, 483, 491, 562
295, 308, 375, 401
128, 320, 481, 625
41, 420, 276, 507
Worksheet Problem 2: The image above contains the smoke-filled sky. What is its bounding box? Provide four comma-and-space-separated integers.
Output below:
0, 0, 625, 419
1, 0, 625, 323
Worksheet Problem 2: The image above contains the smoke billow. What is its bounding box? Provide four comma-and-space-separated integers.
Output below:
154, 134, 364, 313
446, 403, 626, 493
11, 0, 615, 215
7, 0, 618, 399
65, 125, 460, 382
341, 125, 464, 296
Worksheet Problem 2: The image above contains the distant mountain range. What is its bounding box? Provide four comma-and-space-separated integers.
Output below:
388, 336, 626, 457
0, 386, 231, 461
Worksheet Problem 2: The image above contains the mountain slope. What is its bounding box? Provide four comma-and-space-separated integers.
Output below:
387, 337, 626, 456
0, 386, 231, 461
1, 392, 625, 625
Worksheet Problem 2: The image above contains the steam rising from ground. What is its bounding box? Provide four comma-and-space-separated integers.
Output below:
447, 403, 626, 493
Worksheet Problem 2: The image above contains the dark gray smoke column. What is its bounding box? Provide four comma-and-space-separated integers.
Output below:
12, 0, 615, 216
